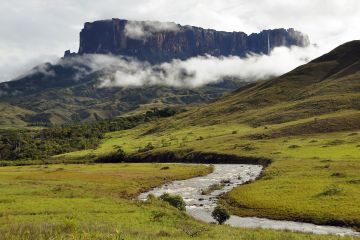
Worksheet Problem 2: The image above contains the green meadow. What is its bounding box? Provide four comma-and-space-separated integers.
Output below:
0, 163, 353, 240
2, 41, 360, 239
56, 109, 360, 230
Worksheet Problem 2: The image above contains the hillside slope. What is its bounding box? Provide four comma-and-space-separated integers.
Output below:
0, 19, 309, 127
0, 58, 246, 127
169, 40, 360, 129
57, 40, 360, 229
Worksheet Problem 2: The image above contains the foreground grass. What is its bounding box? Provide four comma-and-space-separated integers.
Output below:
0, 163, 350, 240
56, 110, 360, 229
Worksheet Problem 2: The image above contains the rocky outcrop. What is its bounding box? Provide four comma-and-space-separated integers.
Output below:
71, 18, 310, 62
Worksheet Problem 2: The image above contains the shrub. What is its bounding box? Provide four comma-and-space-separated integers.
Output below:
347, 179, 360, 184
146, 194, 156, 202
201, 183, 224, 195
326, 139, 345, 146
151, 210, 167, 222
242, 144, 256, 151
180, 222, 208, 237
145, 107, 180, 118
159, 193, 186, 211
95, 148, 127, 163
331, 172, 346, 178
317, 185, 343, 197
138, 143, 155, 153
288, 144, 300, 149
212, 206, 230, 224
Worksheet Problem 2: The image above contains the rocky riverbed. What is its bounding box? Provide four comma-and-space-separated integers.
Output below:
139, 164, 360, 237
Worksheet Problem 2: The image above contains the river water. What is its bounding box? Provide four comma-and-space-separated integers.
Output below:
138, 164, 360, 237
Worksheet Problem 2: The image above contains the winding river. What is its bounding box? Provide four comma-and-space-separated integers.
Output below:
139, 164, 360, 237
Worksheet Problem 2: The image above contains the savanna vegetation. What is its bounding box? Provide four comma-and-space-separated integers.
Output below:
57, 112, 360, 229
0, 163, 354, 240
1, 41, 360, 239
0, 107, 180, 163
54, 41, 360, 231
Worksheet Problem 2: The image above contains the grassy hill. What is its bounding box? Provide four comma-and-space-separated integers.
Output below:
0, 102, 34, 128
1, 40, 360, 239
56, 41, 360, 230
0, 58, 246, 127
166, 40, 360, 128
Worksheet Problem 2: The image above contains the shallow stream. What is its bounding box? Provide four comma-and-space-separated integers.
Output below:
139, 164, 359, 236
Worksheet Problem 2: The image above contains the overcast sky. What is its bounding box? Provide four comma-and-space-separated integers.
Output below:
0, 0, 359, 82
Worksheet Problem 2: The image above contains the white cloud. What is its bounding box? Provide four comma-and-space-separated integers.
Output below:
60, 44, 320, 88
124, 21, 179, 40
0, 0, 359, 82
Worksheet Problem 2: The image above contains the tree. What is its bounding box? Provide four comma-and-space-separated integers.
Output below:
159, 193, 186, 211
212, 206, 230, 224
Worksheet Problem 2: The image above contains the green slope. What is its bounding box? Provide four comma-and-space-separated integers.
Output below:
0, 102, 34, 128
2, 40, 360, 237
0, 58, 246, 127
178, 40, 360, 128
57, 40, 360, 230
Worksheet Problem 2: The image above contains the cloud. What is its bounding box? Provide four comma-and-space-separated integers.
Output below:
0, 0, 359, 82
124, 21, 180, 40
58, 44, 320, 88
0, 49, 58, 82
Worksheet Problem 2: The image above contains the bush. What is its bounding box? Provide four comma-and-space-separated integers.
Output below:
95, 148, 127, 163
288, 144, 301, 149
146, 194, 157, 202
317, 185, 343, 197
331, 172, 346, 178
159, 193, 186, 211
145, 107, 180, 118
242, 144, 256, 151
201, 183, 224, 195
212, 206, 230, 224
138, 143, 155, 153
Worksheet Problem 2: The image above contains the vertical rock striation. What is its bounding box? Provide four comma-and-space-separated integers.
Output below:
73, 18, 309, 62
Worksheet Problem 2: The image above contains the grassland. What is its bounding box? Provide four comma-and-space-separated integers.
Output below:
55, 108, 360, 230
0, 163, 351, 240
0, 102, 33, 128
2, 41, 360, 238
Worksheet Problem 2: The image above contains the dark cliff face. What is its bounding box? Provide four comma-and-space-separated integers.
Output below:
75, 18, 310, 62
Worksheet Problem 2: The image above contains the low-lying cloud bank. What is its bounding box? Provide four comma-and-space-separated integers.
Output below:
53, 45, 321, 88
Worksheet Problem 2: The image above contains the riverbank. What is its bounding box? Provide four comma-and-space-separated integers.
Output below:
55, 119, 360, 231
139, 164, 360, 237
0, 163, 353, 240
